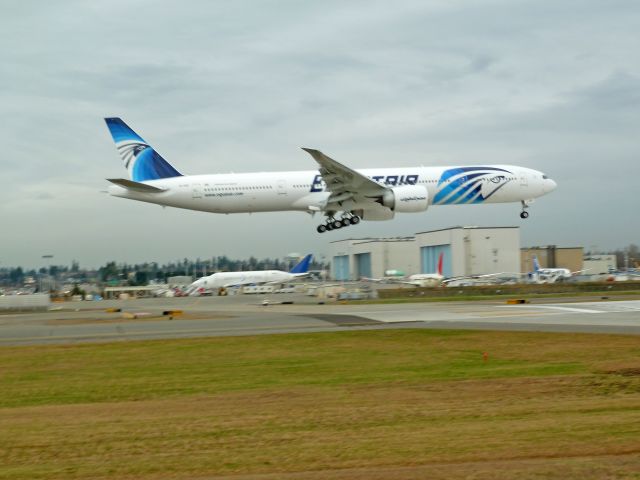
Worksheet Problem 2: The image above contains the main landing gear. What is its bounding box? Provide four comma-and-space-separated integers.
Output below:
316, 214, 361, 233
520, 200, 530, 219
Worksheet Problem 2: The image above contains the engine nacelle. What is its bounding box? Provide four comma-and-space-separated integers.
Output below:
380, 185, 429, 212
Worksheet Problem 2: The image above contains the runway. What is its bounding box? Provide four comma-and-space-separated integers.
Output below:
1, 296, 640, 345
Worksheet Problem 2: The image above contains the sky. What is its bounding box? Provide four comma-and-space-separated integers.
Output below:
1, 0, 639, 269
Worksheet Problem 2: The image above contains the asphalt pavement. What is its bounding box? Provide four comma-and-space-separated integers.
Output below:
1, 294, 639, 345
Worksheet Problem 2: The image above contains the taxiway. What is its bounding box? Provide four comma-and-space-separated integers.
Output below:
1, 295, 639, 345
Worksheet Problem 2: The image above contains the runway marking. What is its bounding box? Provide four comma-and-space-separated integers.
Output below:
501, 300, 640, 315
509, 305, 602, 314
302, 314, 381, 326
475, 311, 565, 318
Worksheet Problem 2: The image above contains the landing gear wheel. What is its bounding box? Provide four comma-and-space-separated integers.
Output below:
341, 218, 351, 227
349, 216, 361, 225
520, 200, 530, 219
317, 224, 327, 233
332, 220, 343, 229
326, 222, 334, 231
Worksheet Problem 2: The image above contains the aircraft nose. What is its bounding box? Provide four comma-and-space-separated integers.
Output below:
547, 179, 557, 192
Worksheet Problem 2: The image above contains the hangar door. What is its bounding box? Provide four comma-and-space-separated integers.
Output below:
333, 255, 350, 281
420, 244, 452, 277
354, 253, 371, 279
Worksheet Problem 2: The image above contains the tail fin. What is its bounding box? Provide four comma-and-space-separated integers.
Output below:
104, 118, 182, 182
437, 252, 444, 276
290, 254, 313, 274
532, 255, 541, 272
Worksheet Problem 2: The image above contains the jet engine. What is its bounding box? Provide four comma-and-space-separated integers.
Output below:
379, 185, 429, 212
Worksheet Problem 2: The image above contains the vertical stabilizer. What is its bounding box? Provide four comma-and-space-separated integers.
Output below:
437, 252, 444, 276
104, 118, 182, 182
533, 255, 541, 272
290, 254, 313, 274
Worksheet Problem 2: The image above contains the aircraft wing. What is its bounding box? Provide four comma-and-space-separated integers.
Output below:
360, 276, 389, 283
570, 269, 591, 275
302, 148, 387, 208
440, 272, 523, 284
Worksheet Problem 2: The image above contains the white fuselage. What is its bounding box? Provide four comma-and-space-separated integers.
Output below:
108, 165, 556, 216
189, 270, 298, 291
406, 274, 444, 287
531, 268, 573, 283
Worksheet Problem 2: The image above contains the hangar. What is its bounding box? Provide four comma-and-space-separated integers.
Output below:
329, 226, 521, 281
520, 246, 584, 273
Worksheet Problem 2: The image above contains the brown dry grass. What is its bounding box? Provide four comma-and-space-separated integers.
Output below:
1, 330, 640, 479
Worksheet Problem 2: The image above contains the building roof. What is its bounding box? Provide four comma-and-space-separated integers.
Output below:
415, 226, 519, 235
330, 236, 415, 244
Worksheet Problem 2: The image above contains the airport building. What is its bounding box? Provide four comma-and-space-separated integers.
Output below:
520, 246, 584, 273
329, 226, 521, 280
583, 254, 617, 274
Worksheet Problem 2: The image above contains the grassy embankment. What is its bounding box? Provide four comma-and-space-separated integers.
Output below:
1, 329, 640, 479
361, 281, 640, 304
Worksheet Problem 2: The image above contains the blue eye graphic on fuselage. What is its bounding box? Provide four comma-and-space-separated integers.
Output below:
434, 167, 512, 205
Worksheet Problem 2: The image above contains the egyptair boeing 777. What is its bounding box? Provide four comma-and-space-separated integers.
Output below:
104, 118, 557, 233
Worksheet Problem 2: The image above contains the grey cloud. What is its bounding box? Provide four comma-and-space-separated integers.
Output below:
0, 0, 638, 268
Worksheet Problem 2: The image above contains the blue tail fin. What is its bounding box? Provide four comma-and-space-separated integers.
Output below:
104, 118, 182, 182
289, 254, 313, 274
533, 255, 541, 272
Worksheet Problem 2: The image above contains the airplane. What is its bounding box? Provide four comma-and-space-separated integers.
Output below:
527, 255, 589, 283
186, 254, 313, 295
104, 118, 557, 233
402, 252, 445, 287
364, 252, 447, 287
384, 252, 510, 287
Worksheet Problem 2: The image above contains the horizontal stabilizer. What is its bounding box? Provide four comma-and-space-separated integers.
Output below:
107, 178, 166, 193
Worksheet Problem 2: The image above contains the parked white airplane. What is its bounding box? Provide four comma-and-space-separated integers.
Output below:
368, 252, 506, 287
104, 118, 557, 232
403, 252, 445, 287
528, 256, 589, 283
186, 254, 313, 295
364, 252, 446, 287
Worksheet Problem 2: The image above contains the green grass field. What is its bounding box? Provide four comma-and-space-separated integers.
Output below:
1, 329, 640, 479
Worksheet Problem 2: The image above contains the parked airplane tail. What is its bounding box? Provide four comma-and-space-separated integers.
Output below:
289, 254, 313, 274
437, 252, 444, 276
532, 255, 541, 272
104, 117, 182, 182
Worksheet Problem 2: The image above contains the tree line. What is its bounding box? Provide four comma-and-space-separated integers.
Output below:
0, 255, 329, 287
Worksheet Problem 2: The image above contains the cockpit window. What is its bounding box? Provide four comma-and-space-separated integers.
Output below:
542, 175, 548, 179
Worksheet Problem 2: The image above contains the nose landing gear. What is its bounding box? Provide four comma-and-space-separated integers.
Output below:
520, 200, 530, 219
